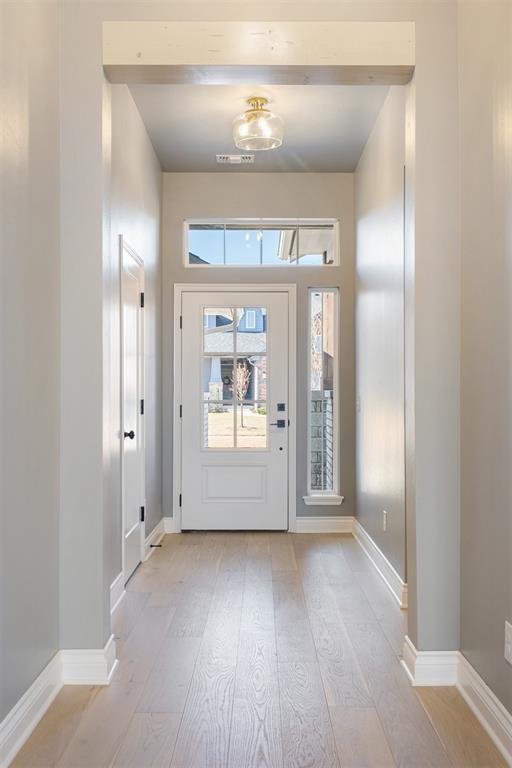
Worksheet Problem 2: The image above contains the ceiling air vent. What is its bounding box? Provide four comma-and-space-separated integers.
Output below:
216, 154, 255, 165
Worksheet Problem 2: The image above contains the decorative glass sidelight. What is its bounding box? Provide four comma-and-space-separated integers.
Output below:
308, 288, 339, 493
202, 307, 268, 449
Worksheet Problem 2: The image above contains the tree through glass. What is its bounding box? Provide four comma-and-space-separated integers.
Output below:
203, 307, 268, 449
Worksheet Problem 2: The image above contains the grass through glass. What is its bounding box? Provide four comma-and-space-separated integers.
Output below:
203, 402, 267, 449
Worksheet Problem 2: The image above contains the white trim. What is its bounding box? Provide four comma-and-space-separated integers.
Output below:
457, 653, 512, 765
60, 635, 118, 685
120, 235, 146, 582
353, 519, 408, 609
303, 495, 344, 506
0, 653, 62, 768
163, 516, 179, 534
287, 286, 297, 532
401, 636, 459, 686
173, 285, 183, 531
0, 636, 118, 767
295, 515, 354, 533
173, 284, 297, 533
143, 518, 165, 560
401, 638, 512, 766
110, 572, 125, 615
185, 217, 340, 226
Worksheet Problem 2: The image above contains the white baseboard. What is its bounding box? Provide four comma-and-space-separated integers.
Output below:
163, 516, 179, 534
295, 515, 354, 533
402, 637, 512, 766
0, 635, 117, 768
457, 653, 512, 765
0, 653, 61, 768
110, 572, 125, 616
144, 518, 165, 560
165, 515, 354, 534
401, 635, 459, 686
60, 634, 117, 685
353, 519, 408, 609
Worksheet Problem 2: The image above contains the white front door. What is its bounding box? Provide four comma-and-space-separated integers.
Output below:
121, 240, 144, 580
180, 291, 289, 530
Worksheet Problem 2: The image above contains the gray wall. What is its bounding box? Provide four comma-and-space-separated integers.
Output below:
59, 2, 164, 649
104, 84, 163, 589
0, 1, 60, 719
0, 0, 469, 730
355, 88, 406, 579
162, 172, 355, 521
59, 1, 108, 650
404, 3, 460, 653
56, 0, 460, 662
459, 0, 512, 713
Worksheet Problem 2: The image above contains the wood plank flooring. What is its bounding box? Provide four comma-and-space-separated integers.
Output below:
12, 533, 507, 768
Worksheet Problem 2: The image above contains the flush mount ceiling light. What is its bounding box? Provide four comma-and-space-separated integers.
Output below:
232, 97, 284, 151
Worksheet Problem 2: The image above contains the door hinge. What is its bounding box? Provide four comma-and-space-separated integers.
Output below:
140, 505, 145, 523
179, 493, 182, 507
140, 398, 144, 415
140, 292, 145, 308
179, 404, 182, 418
179, 315, 182, 329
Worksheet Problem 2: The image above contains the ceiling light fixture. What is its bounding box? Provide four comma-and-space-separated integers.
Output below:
232, 97, 284, 151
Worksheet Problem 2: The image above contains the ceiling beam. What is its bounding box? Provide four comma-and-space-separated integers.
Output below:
103, 21, 415, 85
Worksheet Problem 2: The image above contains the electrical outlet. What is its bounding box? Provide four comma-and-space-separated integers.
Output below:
382, 510, 388, 532
505, 621, 512, 666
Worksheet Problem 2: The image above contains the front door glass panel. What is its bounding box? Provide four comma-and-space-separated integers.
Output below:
204, 403, 235, 448
237, 402, 267, 448
202, 306, 268, 449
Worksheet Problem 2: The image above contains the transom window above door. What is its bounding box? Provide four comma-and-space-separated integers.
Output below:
185, 219, 340, 267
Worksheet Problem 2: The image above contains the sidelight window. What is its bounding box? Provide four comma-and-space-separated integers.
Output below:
307, 288, 340, 497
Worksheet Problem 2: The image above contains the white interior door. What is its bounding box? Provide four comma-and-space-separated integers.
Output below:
180, 291, 289, 530
121, 241, 144, 580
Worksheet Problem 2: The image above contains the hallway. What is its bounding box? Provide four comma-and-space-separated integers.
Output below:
13, 534, 504, 768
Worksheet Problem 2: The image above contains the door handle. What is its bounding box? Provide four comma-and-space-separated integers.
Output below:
270, 420, 286, 428
124, 430, 135, 440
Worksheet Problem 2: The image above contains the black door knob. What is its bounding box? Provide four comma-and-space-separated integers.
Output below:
124, 430, 135, 439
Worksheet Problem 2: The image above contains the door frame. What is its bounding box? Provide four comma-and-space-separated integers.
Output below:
120, 235, 146, 579
173, 283, 297, 532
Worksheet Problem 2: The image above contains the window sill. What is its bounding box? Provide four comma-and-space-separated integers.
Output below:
302, 495, 345, 506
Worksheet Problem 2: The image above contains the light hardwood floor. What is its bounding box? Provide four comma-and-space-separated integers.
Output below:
12, 533, 506, 768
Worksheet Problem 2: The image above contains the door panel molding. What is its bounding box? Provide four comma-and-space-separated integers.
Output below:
173, 283, 297, 531
201, 465, 268, 503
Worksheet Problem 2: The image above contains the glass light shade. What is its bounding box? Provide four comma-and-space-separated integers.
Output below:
233, 98, 284, 151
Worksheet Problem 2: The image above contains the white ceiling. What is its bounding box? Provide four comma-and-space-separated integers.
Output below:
129, 84, 389, 173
